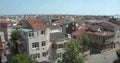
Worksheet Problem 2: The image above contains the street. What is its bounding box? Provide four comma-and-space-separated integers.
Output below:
85, 50, 118, 63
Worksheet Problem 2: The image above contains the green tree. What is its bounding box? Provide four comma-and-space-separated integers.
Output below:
113, 49, 120, 63
11, 29, 21, 41
62, 39, 85, 63
117, 58, 120, 63
82, 35, 90, 47
81, 34, 90, 52
116, 49, 120, 59
11, 54, 38, 63
10, 29, 21, 54
113, 59, 120, 63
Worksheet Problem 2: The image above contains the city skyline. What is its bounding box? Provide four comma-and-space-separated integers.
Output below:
0, 0, 120, 15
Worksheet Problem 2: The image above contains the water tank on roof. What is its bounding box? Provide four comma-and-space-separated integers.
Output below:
53, 23, 56, 25
67, 34, 71, 38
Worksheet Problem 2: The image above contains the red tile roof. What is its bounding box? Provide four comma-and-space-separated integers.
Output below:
16, 25, 22, 28
87, 25, 101, 28
104, 21, 119, 27
0, 19, 8, 23
27, 19, 47, 30
72, 31, 83, 36
85, 31, 114, 36
55, 19, 64, 25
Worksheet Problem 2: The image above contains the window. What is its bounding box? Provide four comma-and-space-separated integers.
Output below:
32, 42, 39, 49
57, 44, 63, 49
42, 52, 48, 57
29, 33, 31, 37
32, 53, 40, 59
118, 36, 119, 38
29, 32, 34, 37
52, 44, 55, 49
41, 30, 45, 35
42, 41, 46, 46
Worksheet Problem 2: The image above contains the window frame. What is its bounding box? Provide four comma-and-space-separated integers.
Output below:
41, 30, 45, 35
29, 32, 34, 37
32, 42, 39, 49
42, 41, 46, 46
42, 52, 48, 57
32, 53, 40, 59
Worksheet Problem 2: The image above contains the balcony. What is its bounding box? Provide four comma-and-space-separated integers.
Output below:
56, 48, 65, 53
104, 38, 114, 44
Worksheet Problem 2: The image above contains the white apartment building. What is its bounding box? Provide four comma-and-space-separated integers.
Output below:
20, 19, 50, 63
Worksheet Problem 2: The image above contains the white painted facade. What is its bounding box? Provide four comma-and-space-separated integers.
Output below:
21, 28, 50, 62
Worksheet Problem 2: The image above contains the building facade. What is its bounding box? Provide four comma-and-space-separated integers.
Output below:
49, 24, 70, 63
21, 19, 50, 63
86, 31, 115, 53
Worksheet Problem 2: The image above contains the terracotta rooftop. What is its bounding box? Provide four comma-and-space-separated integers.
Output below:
72, 31, 83, 36
55, 19, 65, 25
0, 19, 8, 23
27, 19, 47, 30
85, 31, 114, 36
87, 25, 101, 28
16, 25, 22, 29
55, 18, 74, 25
104, 21, 119, 27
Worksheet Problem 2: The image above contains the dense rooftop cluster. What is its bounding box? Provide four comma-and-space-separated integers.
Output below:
0, 14, 120, 63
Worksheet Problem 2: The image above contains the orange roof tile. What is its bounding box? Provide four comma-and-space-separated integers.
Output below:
27, 19, 47, 30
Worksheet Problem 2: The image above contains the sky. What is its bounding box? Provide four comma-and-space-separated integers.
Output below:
0, 0, 120, 15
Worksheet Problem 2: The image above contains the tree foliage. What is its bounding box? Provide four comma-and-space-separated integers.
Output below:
82, 35, 90, 47
62, 39, 85, 63
116, 49, 120, 59
10, 29, 21, 54
114, 49, 120, 63
11, 54, 38, 63
11, 29, 21, 41
113, 59, 120, 63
